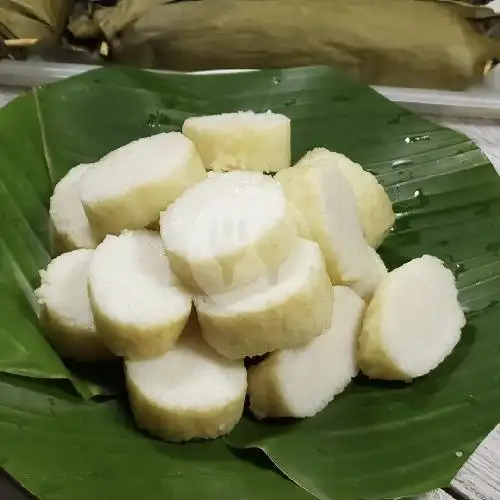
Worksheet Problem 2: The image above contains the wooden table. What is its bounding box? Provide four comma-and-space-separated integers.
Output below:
0, 103, 499, 500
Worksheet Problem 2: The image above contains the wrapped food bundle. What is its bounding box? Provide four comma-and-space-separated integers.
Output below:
0, 0, 75, 41
1, 0, 500, 89
67, 0, 500, 90
0, 0, 97, 63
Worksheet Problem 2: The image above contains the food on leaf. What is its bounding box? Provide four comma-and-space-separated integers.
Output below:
295, 148, 395, 247
49, 163, 100, 253
34, 103, 468, 481
126, 323, 247, 442
358, 255, 466, 381
35, 249, 112, 361
248, 286, 365, 419
195, 239, 333, 359
88, 230, 192, 360
160, 171, 298, 294
79, 132, 206, 238
182, 111, 290, 172
276, 156, 385, 299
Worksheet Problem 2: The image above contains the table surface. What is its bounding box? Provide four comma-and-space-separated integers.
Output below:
1, 93, 500, 500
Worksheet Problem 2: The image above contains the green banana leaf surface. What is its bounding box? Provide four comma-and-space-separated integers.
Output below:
1, 65, 500, 500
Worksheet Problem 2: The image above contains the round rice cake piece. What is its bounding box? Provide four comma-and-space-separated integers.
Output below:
49, 163, 100, 253
88, 230, 192, 360
79, 132, 206, 237
195, 239, 333, 359
248, 286, 365, 419
182, 111, 290, 172
358, 255, 466, 381
276, 158, 385, 299
294, 148, 395, 247
35, 249, 112, 361
160, 171, 298, 294
126, 328, 246, 442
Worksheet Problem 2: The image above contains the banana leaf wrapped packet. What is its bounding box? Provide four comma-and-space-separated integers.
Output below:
66, 0, 500, 90
0, 0, 75, 41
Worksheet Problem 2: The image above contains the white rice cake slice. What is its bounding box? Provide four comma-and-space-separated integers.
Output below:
195, 239, 333, 359
358, 255, 466, 381
49, 163, 99, 253
295, 148, 395, 247
160, 171, 298, 294
182, 111, 290, 172
35, 249, 112, 361
248, 286, 365, 418
276, 158, 387, 299
88, 230, 192, 360
126, 324, 247, 442
79, 132, 206, 237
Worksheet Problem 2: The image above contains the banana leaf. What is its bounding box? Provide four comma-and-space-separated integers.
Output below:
69, 0, 500, 90
0, 374, 309, 500
2, 64, 500, 500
